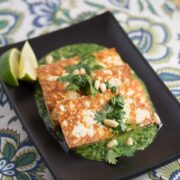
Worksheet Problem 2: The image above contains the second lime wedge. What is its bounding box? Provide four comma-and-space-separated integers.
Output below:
0, 48, 20, 86
18, 41, 38, 81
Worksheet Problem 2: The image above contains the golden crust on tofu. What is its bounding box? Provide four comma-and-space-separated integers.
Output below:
94, 48, 124, 67
37, 48, 159, 148
56, 92, 113, 148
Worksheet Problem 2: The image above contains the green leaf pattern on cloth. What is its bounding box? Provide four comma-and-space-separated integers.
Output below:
3, 142, 16, 160
0, 129, 46, 179
0, 0, 180, 179
0, 9, 23, 46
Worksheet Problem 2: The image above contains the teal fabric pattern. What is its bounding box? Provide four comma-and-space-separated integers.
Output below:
0, 0, 180, 179
0, 129, 45, 179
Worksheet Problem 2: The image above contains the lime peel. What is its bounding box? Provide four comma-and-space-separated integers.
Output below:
0, 48, 20, 86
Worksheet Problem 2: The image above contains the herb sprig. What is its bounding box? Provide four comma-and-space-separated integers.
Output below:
94, 94, 126, 132
105, 82, 117, 93
58, 74, 99, 96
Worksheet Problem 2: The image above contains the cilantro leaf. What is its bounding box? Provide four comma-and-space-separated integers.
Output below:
66, 83, 80, 91
58, 74, 99, 96
110, 94, 124, 108
57, 74, 74, 83
105, 150, 118, 164
86, 74, 99, 96
94, 94, 126, 133
111, 86, 117, 93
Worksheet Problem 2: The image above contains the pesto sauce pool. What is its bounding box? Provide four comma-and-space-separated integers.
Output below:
35, 43, 158, 164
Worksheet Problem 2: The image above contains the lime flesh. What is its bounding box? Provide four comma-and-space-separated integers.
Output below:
18, 41, 38, 81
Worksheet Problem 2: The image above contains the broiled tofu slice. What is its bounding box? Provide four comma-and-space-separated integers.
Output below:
37, 57, 80, 125
56, 91, 113, 148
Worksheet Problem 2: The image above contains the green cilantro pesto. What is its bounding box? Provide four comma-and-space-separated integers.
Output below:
39, 43, 105, 64
35, 43, 158, 165
34, 83, 64, 140
74, 125, 157, 164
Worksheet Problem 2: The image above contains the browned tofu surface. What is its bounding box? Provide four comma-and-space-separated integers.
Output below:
56, 91, 113, 148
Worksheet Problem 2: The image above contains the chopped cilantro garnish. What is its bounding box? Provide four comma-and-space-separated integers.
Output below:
57, 54, 103, 96
105, 81, 117, 93
110, 94, 124, 108
111, 86, 117, 93
105, 81, 111, 89
57, 74, 74, 83
95, 94, 126, 133
58, 74, 99, 96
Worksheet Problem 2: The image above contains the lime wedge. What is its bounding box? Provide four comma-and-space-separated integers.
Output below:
0, 48, 20, 86
18, 41, 38, 81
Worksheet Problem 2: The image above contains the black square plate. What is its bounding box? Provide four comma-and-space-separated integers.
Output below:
1, 12, 180, 180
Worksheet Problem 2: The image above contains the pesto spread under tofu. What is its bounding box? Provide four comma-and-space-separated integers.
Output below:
35, 43, 160, 164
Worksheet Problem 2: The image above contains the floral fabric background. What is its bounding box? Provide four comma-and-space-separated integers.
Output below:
0, 0, 180, 179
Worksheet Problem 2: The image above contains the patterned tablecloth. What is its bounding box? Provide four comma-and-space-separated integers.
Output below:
0, 0, 180, 179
